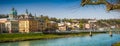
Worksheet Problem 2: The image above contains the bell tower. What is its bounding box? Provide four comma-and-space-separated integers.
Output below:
9, 8, 17, 19
25, 9, 29, 15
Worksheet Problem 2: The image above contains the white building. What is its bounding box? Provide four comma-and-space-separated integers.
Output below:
0, 18, 7, 33
6, 20, 19, 33
58, 22, 66, 31
0, 18, 19, 33
0, 23, 5, 33
84, 23, 90, 29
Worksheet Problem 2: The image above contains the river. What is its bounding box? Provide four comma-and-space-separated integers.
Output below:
0, 33, 120, 46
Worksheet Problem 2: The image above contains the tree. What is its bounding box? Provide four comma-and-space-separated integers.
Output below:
79, 23, 84, 29
0, 14, 8, 18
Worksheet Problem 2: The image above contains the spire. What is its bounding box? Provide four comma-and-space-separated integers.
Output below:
14, 10, 17, 16
25, 9, 29, 15
29, 12, 32, 16
35, 13, 36, 17
29, 13, 32, 16
34, 13, 37, 19
12, 7, 15, 11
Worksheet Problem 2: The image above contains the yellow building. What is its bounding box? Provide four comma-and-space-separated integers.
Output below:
18, 9, 39, 33
19, 19, 39, 33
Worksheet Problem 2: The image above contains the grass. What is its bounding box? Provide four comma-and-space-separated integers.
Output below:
0, 33, 62, 42
0, 32, 105, 43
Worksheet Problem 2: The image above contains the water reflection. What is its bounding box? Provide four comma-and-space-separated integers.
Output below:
19, 41, 30, 46
0, 34, 120, 46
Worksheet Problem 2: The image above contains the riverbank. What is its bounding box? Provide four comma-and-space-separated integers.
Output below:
112, 42, 120, 46
0, 32, 105, 43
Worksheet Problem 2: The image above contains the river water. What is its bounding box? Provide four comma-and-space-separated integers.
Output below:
0, 33, 120, 46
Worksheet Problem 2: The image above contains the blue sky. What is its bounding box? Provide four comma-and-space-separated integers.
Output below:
0, 0, 120, 19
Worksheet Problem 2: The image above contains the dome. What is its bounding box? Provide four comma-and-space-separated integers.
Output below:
10, 8, 17, 16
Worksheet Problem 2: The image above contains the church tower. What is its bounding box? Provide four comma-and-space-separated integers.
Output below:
25, 9, 29, 15
9, 8, 17, 19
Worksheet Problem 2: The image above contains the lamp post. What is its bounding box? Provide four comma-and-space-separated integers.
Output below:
89, 22, 92, 36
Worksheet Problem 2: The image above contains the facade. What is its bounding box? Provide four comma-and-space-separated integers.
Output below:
0, 18, 19, 33
46, 21, 58, 31
19, 19, 39, 33
58, 22, 66, 31
71, 22, 80, 30
58, 21, 80, 31
38, 19, 47, 32
88, 19, 97, 30
58, 25, 66, 31
0, 23, 5, 33
0, 18, 8, 33
84, 23, 90, 30
5, 20, 19, 33
18, 9, 40, 33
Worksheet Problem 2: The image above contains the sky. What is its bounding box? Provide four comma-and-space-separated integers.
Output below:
0, 0, 120, 19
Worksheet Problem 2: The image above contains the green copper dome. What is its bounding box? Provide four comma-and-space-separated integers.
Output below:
10, 8, 17, 16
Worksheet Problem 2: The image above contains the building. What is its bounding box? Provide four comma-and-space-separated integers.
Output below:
84, 23, 90, 30
0, 18, 9, 33
58, 25, 66, 31
58, 22, 66, 31
0, 18, 8, 23
0, 23, 5, 33
0, 18, 19, 33
46, 21, 58, 31
38, 19, 47, 32
18, 9, 39, 33
6, 20, 19, 33
19, 19, 39, 33
71, 21, 80, 30
8, 8, 17, 20
71, 24, 80, 30
88, 19, 97, 30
